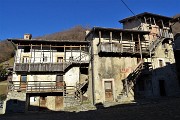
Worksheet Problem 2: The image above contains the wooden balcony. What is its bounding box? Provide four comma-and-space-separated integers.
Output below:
14, 63, 70, 72
98, 42, 150, 57
8, 81, 65, 93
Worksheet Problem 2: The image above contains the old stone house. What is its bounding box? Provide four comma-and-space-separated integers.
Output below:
3, 12, 180, 113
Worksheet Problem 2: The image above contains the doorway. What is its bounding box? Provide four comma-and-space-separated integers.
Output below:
159, 80, 166, 96
20, 75, 27, 90
104, 81, 113, 101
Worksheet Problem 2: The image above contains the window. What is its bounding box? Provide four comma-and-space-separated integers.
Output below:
56, 75, 63, 82
22, 56, 29, 63
21, 75, 27, 83
57, 57, 63, 63
159, 59, 164, 67
42, 53, 47, 62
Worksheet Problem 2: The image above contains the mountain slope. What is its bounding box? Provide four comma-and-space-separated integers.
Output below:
0, 40, 14, 63
36, 25, 89, 41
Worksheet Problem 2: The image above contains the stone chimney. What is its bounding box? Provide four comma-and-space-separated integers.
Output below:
24, 34, 32, 40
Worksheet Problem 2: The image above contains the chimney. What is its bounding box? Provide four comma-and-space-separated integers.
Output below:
85, 30, 90, 35
24, 34, 32, 40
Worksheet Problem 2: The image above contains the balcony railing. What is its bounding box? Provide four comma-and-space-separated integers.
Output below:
98, 42, 149, 55
14, 63, 70, 72
8, 81, 65, 93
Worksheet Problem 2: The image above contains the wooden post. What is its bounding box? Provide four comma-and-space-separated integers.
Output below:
161, 19, 164, 28
30, 44, 32, 63
144, 17, 147, 24
64, 45, 66, 62
131, 34, 133, 52
153, 18, 156, 25
150, 17, 152, 25
71, 46, 72, 61
110, 32, 112, 52
138, 34, 143, 60
80, 45, 82, 62
19, 45, 22, 63
120, 32, 123, 52
99, 31, 101, 43
40, 44, 42, 63
50, 44, 51, 63
125, 79, 128, 97
34, 46, 35, 63
110, 32, 112, 43
52, 45, 53, 63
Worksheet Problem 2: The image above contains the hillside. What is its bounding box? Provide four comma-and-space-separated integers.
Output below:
36, 25, 89, 41
0, 41, 14, 63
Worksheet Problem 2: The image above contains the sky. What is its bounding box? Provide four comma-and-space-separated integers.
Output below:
0, 0, 179, 40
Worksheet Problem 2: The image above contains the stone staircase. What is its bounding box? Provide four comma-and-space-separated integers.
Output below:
117, 60, 144, 101
117, 60, 153, 101
63, 80, 88, 108
149, 37, 166, 54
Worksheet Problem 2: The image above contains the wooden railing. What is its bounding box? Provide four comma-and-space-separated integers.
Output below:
14, 53, 90, 72
14, 63, 69, 72
8, 81, 65, 93
98, 42, 149, 54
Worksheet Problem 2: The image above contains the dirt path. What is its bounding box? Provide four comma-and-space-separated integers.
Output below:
1, 97, 180, 120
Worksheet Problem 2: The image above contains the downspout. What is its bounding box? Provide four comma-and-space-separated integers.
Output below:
91, 28, 96, 105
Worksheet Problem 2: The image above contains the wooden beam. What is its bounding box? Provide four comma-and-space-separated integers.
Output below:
99, 31, 101, 44
110, 32, 112, 43
161, 19, 164, 28
138, 34, 143, 60
131, 34, 134, 52
40, 44, 42, 63
50, 44, 52, 63
30, 44, 32, 63
153, 18, 156, 25
120, 32, 122, 44
144, 17, 147, 24
120, 32, 123, 52
64, 45, 66, 62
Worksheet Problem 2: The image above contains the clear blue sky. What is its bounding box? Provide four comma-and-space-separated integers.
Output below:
0, 0, 179, 40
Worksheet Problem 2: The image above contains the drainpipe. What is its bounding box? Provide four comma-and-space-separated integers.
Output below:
91, 28, 95, 105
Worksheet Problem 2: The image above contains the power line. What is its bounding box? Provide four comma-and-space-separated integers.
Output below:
120, 0, 142, 24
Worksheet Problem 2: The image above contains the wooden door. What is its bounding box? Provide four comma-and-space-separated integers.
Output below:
104, 81, 113, 101
20, 75, 27, 90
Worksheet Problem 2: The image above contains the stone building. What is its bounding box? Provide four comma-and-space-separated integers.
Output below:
4, 37, 90, 112
3, 12, 180, 113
